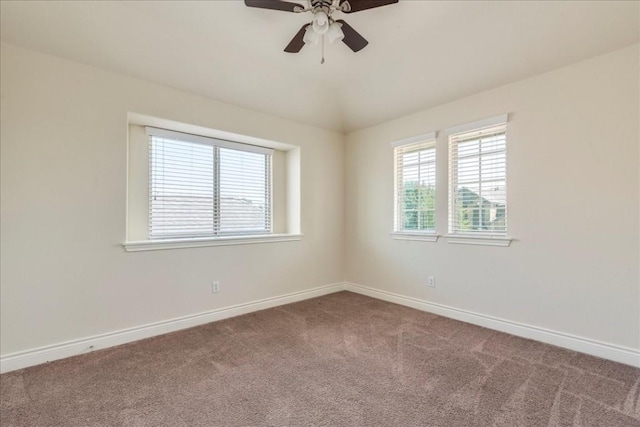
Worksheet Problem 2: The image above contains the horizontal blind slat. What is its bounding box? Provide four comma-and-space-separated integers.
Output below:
149, 134, 272, 239
449, 123, 507, 236
394, 140, 436, 233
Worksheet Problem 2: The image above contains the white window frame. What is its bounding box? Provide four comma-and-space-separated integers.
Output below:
146, 127, 273, 240
123, 115, 302, 252
391, 132, 440, 242
446, 114, 512, 247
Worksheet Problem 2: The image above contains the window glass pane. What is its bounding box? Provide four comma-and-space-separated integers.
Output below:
395, 142, 436, 232
402, 150, 420, 166
481, 152, 506, 181
457, 156, 480, 184
149, 133, 272, 240
480, 133, 505, 152
150, 137, 215, 239
418, 210, 436, 231
457, 139, 479, 157
449, 126, 507, 236
219, 148, 270, 234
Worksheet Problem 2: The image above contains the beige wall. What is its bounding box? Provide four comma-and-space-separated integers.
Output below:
0, 43, 344, 355
2, 41, 638, 361
345, 45, 640, 350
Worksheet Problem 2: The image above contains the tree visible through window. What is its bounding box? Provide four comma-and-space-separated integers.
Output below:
394, 139, 436, 233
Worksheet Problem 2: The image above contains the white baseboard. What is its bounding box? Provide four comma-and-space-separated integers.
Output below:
3, 282, 638, 373
344, 282, 640, 368
0, 282, 345, 373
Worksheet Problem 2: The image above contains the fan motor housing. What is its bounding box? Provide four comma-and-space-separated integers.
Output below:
311, 0, 348, 14
311, 0, 334, 8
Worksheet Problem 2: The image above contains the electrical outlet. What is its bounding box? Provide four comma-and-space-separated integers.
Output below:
428, 276, 435, 288
212, 281, 220, 293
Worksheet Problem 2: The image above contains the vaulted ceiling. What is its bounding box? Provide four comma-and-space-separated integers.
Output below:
1, 1, 638, 132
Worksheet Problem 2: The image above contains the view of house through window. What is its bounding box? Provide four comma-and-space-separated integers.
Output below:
148, 128, 272, 240
448, 124, 507, 236
394, 139, 436, 233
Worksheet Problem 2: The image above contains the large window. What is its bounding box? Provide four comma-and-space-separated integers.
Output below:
147, 127, 272, 240
393, 134, 437, 234
448, 122, 507, 236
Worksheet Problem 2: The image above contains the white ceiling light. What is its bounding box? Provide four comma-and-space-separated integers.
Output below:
303, 11, 344, 64
312, 11, 329, 34
327, 21, 344, 43
303, 25, 320, 45
305, 18, 343, 46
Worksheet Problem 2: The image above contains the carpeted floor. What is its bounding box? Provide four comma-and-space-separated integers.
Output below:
1, 291, 639, 427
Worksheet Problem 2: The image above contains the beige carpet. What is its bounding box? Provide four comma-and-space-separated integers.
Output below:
1, 291, 639, 426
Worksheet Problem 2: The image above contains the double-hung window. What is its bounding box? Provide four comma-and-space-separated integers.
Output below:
147, 127, 273, 240
448, 117, 507, 237
393, 133, 437, 234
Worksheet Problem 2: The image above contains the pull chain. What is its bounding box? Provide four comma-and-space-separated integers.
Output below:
321, 35, 325, 64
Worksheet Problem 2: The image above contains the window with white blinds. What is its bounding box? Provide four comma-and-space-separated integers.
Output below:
147, 127, 272, 240
394, 136, 436, 233
448, 123, 507, 236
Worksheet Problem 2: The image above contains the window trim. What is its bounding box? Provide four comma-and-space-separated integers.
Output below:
446, 115, 510, 244
445, 235, 512, 247
124, 113, 301, 251
392, 131, 438, 236
391, 232, 440, 242
146, 127, 274, 240
146, 127, 274, 156
391, 131, 437, 149
122, 233, 303, 252
445, 114, 508, 137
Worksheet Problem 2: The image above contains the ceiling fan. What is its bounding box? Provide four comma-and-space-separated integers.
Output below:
245, 0, 399, 58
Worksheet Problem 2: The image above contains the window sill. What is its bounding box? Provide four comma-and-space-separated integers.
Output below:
391, 232, 440, 242
123, 233, 303, 252
446, 235, 512, 247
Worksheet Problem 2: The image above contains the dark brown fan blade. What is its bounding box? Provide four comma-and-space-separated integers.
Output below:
284, 24, 308, 53
335, 20, 368, 52
339, 0, 398, 13
244, 0, 303, 13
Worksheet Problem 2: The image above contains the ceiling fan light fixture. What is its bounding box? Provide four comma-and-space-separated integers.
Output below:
312, 11, 329, 34
244, 0, 400, 56
327, 21, 344, 43
303, 25, 320, 45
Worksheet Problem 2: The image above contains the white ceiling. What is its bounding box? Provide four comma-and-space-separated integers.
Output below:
1, 1, 638, 132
